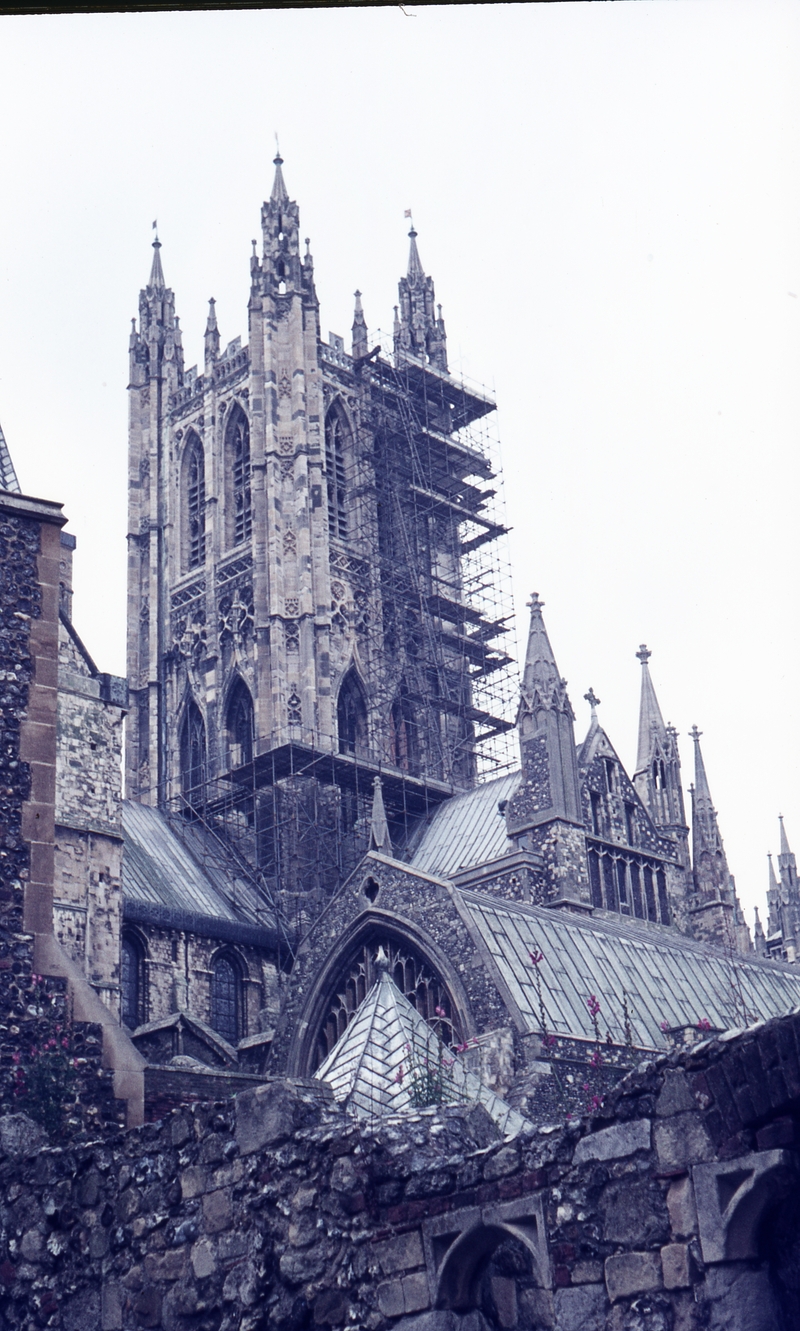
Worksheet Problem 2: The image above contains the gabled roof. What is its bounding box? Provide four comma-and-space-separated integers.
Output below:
122, 801, 277, 942
315, 966, 528, 1138
461, 890, 800, 1050
409, 771, 520, 879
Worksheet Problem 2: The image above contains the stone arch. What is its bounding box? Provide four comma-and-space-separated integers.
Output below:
120, 928, 148, 1031
180, 430, 205, 572
224, 401, 251, 548
210, 947, 245, 1044
337, 665, 368, 757
225, 673, 255, 769
288, 908, 475, 1078
179, 696, 206, 808
436, 1221, 545, 1314
324, 397, 353, 540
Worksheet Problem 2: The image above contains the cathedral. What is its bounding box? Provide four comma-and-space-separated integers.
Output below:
2, 156, 800, 1129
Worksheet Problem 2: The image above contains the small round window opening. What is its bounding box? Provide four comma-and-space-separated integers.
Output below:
363, 877, 379, 903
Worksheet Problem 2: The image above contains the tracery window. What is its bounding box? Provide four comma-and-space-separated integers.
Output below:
227, 678, 254, 768
337, 668, 368, 757
183, 433, 205, 571
180, 700, 206, 808
325, 406, 350, 540
313, 937, 458, 1070
121, 932, 146, 1030
226, 406, 251, 547
210, 952, 241, 1044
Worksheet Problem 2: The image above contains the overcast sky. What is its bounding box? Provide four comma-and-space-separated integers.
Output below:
0, 1, 797, 925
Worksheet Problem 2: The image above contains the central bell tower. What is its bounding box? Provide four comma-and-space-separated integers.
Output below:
125, 157, 513, 925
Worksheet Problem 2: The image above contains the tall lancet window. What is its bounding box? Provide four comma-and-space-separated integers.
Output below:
226, 405, 251, 547
180, 700, 206, 807
183, 433, 205, 571
227, 678, 254, 768
337, 668, 368, 757
325, 405, 350, 540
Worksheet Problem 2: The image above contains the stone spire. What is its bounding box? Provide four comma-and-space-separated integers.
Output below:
204, 298, 220, 364
270, 150, 288, 204
369, 777, 392, 857
767, 853, 781, 938
753, 906, 766, 956
394, 220, 448, 372
780, 815, 794, 865
148, 234, 165, 291
352, 290, 368, 360
687, 727, 749, 950
633, 646, 687, 842
776, 817, 800, 960
506, 594, 588, 905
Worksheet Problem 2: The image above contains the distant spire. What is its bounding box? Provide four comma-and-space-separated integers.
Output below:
369, 777, 393, 857
520, 594, 570, 715
149, 234, 165, 290
407, 223, 424, 283
0, 420, 21, 494
270, 150, 288, 204
780, 815, 792, 859
635, 644, 667, 774
769, 852, 779, 890
352, 290, 368, 360
204, 297, 220, 362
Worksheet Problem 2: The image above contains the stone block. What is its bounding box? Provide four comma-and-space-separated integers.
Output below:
375, 1230, 425, 1275
377, 1278, 406, 1319
202, 1187, 231, 1233
280, 1246, 328, 1285
572, 1118, 650, 1165
180, 1165, 207, 1200
490, 1276, 517, 1328
693, 1149, 793, 1263
101, 1281, 122, 1331
482, 1145, 519, 1180
190, 1239, 216, 1280
661, 1242, 692, 1289
667, 1176, 698, 1239
755, 1116, 795, 1150
604, 1251, 662, 1302
552, 1283, 606, 1331
235, 1081, 314, 1154
654, 1113, 713, 1171
314, 1288, 350, 1325
704, 1262, 783, 1331
656, 1070, 695, 1117
571, 1260, 603, 1284
601, 1177, 669, 1245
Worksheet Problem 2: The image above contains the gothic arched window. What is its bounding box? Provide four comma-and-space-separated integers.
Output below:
180, 700, 206, 807
226, 405, 251, 547
183, 432, 205, 571
390, 688, 418, 775
337, 668, 367, 757
227, 678, 254, 769
313, 936, 459, 1070
325, 405, 351, 540
121, 931, 146, 1030
210, 952, 242, 1044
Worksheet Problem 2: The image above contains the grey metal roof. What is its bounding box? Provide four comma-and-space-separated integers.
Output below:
409, 771, 521, 879
0, 421, 20, 494
122, 801, 274, 931
315, 966, 529, 1137
463, 892, 800, 1050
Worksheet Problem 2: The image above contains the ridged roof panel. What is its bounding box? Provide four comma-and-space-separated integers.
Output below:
409, 771, 521, 879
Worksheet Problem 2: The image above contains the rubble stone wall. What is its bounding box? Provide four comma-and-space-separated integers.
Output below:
1, 1008, 800, 1329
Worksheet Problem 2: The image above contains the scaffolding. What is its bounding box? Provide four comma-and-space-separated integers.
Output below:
156, 332, 519, 951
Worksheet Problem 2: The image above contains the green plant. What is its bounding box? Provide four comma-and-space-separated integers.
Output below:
4, 975, 77, 1134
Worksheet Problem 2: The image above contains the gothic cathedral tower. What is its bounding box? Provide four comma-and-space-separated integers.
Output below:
126, 158, 511, 919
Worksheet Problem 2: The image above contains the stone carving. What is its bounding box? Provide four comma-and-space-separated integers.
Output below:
285, 620, 300, 653
288, 688, 302, 726
285, 597, 299, 617
283, 529, 297, 556
171, 580, 206, 610
218, 588, 254, 657
279, 435, 293, 454
279, 371, 292, 398
280, 458, 293, 480
172, 608, 207, 666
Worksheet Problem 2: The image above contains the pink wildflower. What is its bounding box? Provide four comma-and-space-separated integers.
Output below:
660, 1020, 670, 1032
697, 1018, 712, 1032
529, 950, 544, 966
394, 1064, 404, 1084
587, 995, 601, 1018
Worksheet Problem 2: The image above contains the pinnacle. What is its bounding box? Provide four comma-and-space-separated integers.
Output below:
148, 234, 165, 290
779, 815, 793, 859
270, 151, 288, 204
369, 777, 392, 857
407, 224, 424, 283
634, 645, 667, 775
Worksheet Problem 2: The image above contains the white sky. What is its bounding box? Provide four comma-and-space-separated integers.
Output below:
0, 1, 797, 926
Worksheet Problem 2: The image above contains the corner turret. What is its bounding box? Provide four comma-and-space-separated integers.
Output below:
632, 646, 689, 867
688, 727, 751, 953
505, 594, 589, 907
394, 221, 448, 372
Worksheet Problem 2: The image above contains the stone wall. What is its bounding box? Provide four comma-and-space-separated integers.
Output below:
2, 1006, 800, 1328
